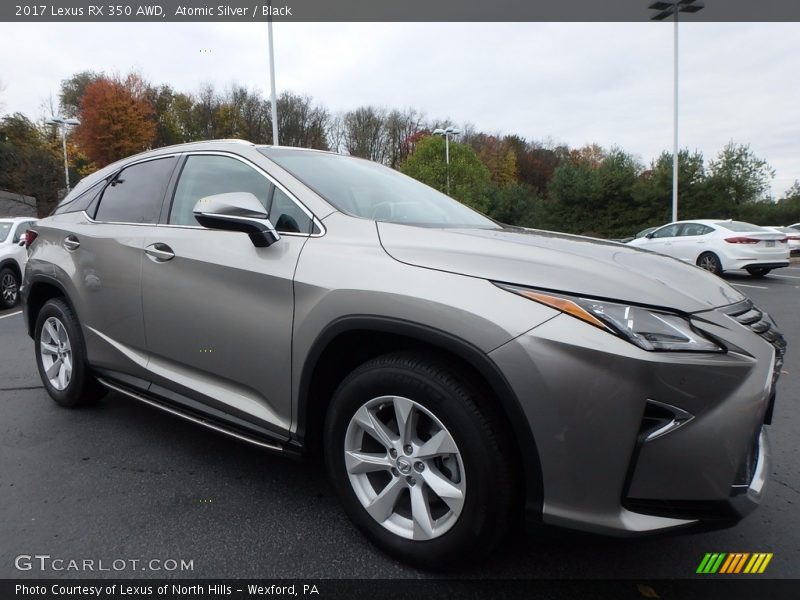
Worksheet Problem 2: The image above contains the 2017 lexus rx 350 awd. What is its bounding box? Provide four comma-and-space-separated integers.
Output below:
23, 140, 784, 567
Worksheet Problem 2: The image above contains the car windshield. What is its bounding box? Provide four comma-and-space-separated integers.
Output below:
259, 148, 499, 229
716, 221, 766, 232
0, 222, 12, 243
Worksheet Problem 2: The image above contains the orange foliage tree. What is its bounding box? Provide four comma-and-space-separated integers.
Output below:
74, 74, 156, 167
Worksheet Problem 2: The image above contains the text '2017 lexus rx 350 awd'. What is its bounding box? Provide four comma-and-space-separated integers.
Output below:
23, 140, 785, 567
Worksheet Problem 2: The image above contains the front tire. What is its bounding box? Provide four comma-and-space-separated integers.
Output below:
746, 267, 771, 278
34, 298, 106, 407
697, 252, 723, 276
0, 267, 19, 309
324, 352, 518, 568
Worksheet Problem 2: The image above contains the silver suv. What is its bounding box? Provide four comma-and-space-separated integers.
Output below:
23, 140, 784, 567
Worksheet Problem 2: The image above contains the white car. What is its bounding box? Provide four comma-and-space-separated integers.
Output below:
0, 217, 37, 308
767, 226, 800, 257
627, 219, 790, 277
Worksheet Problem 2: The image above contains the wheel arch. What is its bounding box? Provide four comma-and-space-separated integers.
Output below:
296, 315, 544, 518
24, 275, 75, 339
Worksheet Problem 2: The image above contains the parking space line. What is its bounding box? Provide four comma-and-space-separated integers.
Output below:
731, 283, 768, 290
770, 274, 800, 280
0, 310, 22, 320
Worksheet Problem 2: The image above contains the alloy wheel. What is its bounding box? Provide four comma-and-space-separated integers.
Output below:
1, 272, 17, 304
39, 316, 73, 391
343, 395, 466, 541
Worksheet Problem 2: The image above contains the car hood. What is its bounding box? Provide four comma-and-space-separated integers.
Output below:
377, 223, 745, 313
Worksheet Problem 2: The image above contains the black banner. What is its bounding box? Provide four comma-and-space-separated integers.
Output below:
3, 579, 800, 600
3, 0, 800, 23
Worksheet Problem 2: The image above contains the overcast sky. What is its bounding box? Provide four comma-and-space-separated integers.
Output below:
1, 22, 798, 196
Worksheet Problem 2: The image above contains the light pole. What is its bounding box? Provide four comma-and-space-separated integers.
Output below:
432, 126, 462, 196
267, 0, 279, 145
45, 116, 80, 194
649, 0, 704, 223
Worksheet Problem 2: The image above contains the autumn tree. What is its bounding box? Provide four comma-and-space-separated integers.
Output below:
74, 73, 156, 167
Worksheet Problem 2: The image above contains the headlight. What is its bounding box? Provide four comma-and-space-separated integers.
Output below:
495, 283, 723, 353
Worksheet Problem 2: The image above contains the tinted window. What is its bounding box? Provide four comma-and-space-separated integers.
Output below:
94, 157, 177, 224
651, 224, 680, 238
259, 148, 498, 229
0, 222, 12, 243
170, 155, 271, 226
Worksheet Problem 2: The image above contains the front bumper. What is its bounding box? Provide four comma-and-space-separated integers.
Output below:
490, 299, 783, 536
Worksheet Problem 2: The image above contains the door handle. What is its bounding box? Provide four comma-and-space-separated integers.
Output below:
63, 235, 80, 251
145, 243, 175, 262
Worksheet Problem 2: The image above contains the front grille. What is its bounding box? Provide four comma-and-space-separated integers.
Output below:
721, 300, 787, 385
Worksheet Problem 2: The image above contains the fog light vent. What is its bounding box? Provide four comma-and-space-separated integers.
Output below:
640, 399, 694, 442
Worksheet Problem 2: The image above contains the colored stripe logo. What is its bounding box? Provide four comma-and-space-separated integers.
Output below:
697, 552, 773, 574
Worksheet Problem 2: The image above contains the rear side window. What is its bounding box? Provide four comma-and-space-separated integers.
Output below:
0, 222, 12, 243
680, 223, 712, 236
53, 179, 106, 215
94, 157, 178, 224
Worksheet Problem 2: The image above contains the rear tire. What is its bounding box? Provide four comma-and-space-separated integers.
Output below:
746, 267, 771, 278
696, 252, 723, 276
0, 267, 19, 309
34, 298, 106, 408
324, 351, 519, 568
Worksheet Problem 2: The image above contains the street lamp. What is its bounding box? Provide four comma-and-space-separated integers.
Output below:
432, 126, 462, 196
267, 0, 279, 145
649, 0, 705, 223
45, 116, 80, 194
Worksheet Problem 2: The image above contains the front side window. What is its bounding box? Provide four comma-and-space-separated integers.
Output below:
94, 157, 178, 224
169, 154, 313, 233
651, 224, 680, 239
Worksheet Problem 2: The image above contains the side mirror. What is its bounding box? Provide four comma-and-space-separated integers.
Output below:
193, 192, 280, 248
645, 232, 654, 239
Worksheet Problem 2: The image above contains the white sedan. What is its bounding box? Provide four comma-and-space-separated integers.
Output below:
627, 219, 790, 277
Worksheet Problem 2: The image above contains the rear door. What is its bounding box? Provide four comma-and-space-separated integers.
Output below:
671, 222, 713, 262
61, 155, 178, 379
140, 152, 317, 435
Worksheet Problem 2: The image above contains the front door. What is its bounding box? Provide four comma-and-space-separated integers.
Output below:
141, 153, 316, 435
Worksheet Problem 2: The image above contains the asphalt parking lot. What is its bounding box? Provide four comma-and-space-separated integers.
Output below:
0, 267, 798, 580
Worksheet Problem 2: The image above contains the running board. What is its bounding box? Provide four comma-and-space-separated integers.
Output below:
96, 377, 290, 454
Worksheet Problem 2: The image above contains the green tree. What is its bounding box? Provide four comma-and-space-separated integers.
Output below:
0, 113, 63, 215
59, 71, 102, 118
400, 135, 491, 212
707, 142, 775, 206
